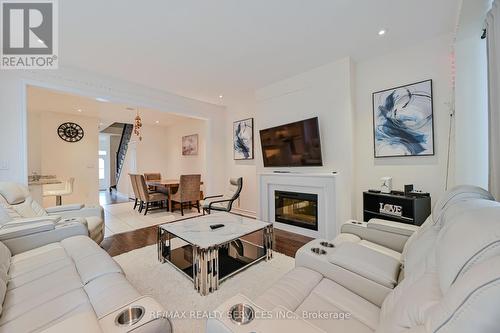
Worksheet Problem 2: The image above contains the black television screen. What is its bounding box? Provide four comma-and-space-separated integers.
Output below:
259, 117, 323, 167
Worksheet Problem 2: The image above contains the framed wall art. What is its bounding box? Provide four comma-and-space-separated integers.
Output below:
233, 118, 254, 160
372, 79, 434, 158
182, 134, 198, 156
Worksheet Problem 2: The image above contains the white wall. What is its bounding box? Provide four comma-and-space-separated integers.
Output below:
454, 36, 489, 188
353, 34, 454, 219
163, 118, 207, 180
228, 38, 456, 222
135, 124, 172, 177
28, 111, 99, 206
255, 58, 355, 224
453, 0, 491, 189
27, 112, 42, 175
224, 95, 258, 215
226, 35, 456, 223
0, 72, 26, 183
0, 68, 227, 199
116, 118, 207, 198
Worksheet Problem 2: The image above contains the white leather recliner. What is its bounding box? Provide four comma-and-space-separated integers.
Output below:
0, 182, 105, 251
328, 185, 494, 267
0, 235, 171, 332
207, 186, 500, 332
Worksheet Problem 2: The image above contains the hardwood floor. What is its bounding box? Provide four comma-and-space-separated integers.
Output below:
101, 225, 159, 257
274, 229, 314, 257
101, 216, 313, 258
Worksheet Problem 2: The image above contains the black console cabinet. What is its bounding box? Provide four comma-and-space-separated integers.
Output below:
363, 191, 431, 226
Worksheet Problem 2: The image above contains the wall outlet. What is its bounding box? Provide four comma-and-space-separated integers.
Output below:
0, 160, 9, 170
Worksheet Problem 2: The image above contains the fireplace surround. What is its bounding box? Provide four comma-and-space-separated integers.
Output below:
259, 172, 338, 239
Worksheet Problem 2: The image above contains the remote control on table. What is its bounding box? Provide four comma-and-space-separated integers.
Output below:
210, 224, 225, 230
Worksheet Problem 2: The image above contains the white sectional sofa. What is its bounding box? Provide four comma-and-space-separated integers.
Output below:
0, 182, 105, 250
207, 186, 500, 332
0, 235, 170, 332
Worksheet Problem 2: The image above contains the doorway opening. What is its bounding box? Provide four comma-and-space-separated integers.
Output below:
26, 84, 208, 236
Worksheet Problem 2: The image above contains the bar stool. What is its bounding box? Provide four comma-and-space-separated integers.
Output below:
43, 177, 74, 206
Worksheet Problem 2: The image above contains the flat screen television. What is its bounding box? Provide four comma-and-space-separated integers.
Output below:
259, 117, 323, 167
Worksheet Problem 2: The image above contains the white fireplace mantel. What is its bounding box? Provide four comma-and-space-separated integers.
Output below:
258, 172, 339, 239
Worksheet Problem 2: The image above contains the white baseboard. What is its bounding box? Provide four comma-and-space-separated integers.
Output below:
232, 208, 257, 219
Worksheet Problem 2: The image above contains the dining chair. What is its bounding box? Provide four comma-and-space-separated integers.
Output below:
170, 174, 201, 216
144, 173, 161, 181
129, 173, 141, 210
203, 177, 243, 214
136, 174, 168, 215
144, 172, 161, 190
144, 172, 169, 194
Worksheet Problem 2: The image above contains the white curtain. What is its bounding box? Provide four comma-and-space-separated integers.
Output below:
487, 0, 500, 200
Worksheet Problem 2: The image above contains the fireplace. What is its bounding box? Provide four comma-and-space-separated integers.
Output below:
275, 191, 318, 231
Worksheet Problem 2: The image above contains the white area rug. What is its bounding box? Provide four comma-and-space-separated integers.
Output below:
113, 245, 294, 333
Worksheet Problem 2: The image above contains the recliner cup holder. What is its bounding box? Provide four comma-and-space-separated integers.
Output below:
311, 247, 327, 255
115, 306, 145, 327
229, 303, 255, 325
319, 242, 335, 248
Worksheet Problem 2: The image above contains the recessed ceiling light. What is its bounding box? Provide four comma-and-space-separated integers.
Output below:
95, 97, 109, 102
219, 95, 223, 99
378, 29, 386, 36
155, 120, 160, 124
99, 122, 103, 126
77, 109, 82, 112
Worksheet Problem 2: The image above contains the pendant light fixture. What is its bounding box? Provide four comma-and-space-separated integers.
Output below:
133, 108, 143, 141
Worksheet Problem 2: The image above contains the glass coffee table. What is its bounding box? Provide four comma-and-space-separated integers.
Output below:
157, 213, 274, 295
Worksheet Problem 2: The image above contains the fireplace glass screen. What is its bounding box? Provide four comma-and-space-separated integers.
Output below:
275, 191, 318, 231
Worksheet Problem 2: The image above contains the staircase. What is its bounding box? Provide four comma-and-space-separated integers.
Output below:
109, 123, 133, 192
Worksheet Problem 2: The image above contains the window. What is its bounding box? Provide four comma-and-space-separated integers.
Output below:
98, 150, 107, 180
98, 158, 105, 180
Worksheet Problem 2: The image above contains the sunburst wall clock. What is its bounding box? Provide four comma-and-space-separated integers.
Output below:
57, 122, 84, 143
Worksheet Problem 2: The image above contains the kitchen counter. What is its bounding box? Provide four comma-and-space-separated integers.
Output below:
28, 175, 62, 186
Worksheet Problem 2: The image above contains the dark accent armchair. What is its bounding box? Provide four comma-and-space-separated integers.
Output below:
202, 177, 243, 214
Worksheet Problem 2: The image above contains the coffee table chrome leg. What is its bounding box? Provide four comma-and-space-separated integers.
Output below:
264, 225, 274, 261
195, 247, 208, 295
208, 246, 219, 293
157, 227, 161, 262
213, 246, 219, 292
193, 246, 219, 296
166, 232, 171, 261
206, 248, 212, 294
193, 246, 200, 291
158, 228, 167, 263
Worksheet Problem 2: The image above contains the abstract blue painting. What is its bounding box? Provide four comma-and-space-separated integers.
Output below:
372, 80, 434, 157
233, 118, 254, 160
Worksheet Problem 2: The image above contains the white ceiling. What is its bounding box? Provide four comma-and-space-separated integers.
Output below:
27, 85, 194, 128
59, 0, 461, 104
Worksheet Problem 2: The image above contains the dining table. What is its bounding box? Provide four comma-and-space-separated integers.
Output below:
146, 179, 204, 212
